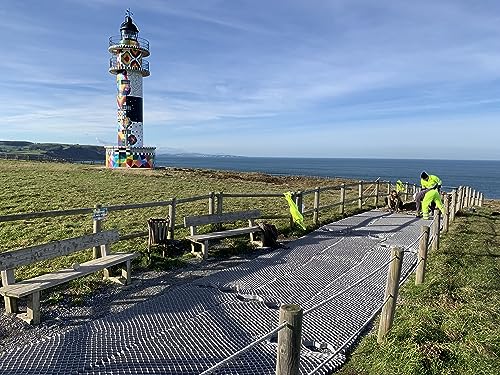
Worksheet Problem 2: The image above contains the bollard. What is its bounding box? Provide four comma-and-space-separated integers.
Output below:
415, 226, 430, 285
377, 246, 404, 343
432, 211, 441, 252
276, 304, 303, 375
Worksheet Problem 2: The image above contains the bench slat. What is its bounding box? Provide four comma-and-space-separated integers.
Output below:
0, 230, 120, 271
187, 226, 261, 242
0, 252, 137, 298
184, 210, 261, 227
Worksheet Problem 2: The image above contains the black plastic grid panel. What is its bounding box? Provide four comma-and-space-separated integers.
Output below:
0, 210, 425, 374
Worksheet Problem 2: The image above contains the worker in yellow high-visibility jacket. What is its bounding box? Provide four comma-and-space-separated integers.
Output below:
422, 189, 445, 220
420, 171, 442, 191
415, 171, 443, 216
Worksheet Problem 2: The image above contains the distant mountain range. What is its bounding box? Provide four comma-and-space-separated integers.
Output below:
0, 141, 237, 161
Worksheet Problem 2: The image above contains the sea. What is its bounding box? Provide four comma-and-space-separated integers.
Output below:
155, 156, 500, 200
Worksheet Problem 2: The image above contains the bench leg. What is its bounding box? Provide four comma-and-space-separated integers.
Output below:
3, 296, 18, 314
191, 242, 198, 254
1, 269, 18, 314
201, 240, 209, 260
26, 291, 41, 325
121, 260, 131, 285
103, 268, 110, 280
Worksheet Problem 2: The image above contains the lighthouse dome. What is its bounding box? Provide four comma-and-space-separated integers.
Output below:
120, 16, 139, 33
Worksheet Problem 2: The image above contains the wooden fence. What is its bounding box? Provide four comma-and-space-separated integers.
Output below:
0, 179, 484, 255
0, 181, 483, 254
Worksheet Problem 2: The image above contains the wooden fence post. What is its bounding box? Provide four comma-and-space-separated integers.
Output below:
358, 181, 363, 209
216, 192, 224, 230
289, 192, 296, 229
456, 187, 463, 213
313, 187, 320, 225
208, 192, 215, 215
168, 197, 176, 240
340, 184, 346, 215
443, 195, 450, 233
432, 211, 441, 252
480, 192, 483, 207
377, 246, 404, 343
404, 182, 409, 201
93, 203, 102, 259
276, 304, 303, 375
415, 226, 430, 285
450, 189, 457, 222
374, 180, 380, 208
387, 182, 391, 195
295, 191, 303, 215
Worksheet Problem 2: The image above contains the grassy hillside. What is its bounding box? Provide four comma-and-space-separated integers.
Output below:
0, 140, 105, 161
336, 200, 500, 375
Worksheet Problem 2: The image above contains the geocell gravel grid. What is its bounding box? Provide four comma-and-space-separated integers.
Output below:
0, 210, 431, 375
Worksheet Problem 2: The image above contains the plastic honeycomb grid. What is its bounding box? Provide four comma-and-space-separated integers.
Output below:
0, 210, 426, 374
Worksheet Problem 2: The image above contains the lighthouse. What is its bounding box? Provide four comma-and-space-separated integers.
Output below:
105, 10, 156, 168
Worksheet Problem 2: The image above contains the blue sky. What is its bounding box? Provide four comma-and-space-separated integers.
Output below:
1, 0, 500, 159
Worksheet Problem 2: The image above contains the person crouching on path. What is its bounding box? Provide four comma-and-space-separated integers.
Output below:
422, 189, 445, 220
415, 171, 442, 216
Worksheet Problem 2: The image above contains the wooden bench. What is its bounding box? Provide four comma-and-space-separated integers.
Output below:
184, 210, 263, 259
0, 230, 137, 325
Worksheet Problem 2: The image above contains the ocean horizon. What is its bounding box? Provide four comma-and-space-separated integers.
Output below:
155, 156, 500, 199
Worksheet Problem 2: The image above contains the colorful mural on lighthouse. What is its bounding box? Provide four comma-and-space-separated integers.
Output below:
105, 10, 156, 168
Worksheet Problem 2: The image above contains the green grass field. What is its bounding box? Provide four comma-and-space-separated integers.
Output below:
0, 160, 363, 293
336, 200, 500, 375
2, 160, 497, 374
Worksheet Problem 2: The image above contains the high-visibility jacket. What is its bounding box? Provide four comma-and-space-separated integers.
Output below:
396, 180, 405, 193
284, 192, 306, 230
421, 174, 442, 189
422, 189, 445, 219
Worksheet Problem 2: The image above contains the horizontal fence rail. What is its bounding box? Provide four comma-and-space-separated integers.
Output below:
0, 182, 483, 246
